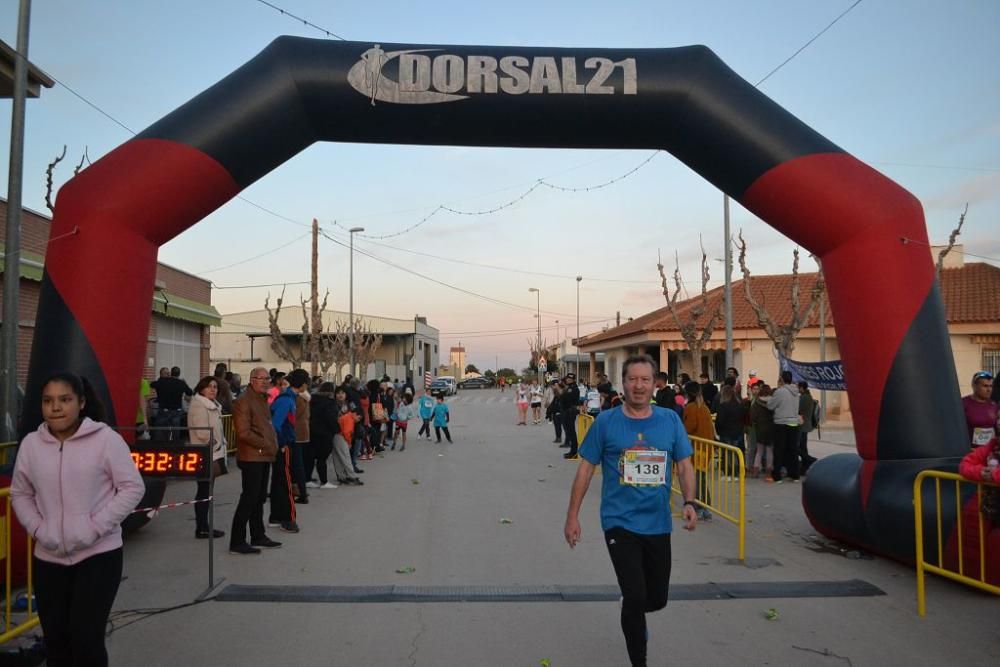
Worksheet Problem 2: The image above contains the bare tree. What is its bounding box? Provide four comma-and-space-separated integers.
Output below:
44, 146, 92, 212
936, 204, 968, 278
264, 286, 305, 368
318, 319, 351, 380
736, 230, 826, 361
351, 317, 383, 380
656, 238, 725, 375
527, 337, 549, 370
44, 146, 67, 212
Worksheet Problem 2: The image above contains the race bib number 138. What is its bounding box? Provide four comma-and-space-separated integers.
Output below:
620, 448, 667, 486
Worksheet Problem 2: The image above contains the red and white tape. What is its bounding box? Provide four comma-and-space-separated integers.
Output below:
131, 496, 214, 517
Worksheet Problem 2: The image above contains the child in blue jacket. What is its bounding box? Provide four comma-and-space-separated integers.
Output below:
432, 394, 452, 443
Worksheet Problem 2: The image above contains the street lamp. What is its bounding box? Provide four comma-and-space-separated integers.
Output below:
349, 227, 364, 377
576, 276, 582, 379
529, 287, 541, 382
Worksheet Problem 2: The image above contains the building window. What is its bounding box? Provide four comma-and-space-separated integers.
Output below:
984, 348, 1000, 377
434, 344, 438, 353
418, 340, 423, 350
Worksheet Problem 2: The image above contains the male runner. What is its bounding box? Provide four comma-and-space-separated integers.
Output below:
564, 354, 697, 667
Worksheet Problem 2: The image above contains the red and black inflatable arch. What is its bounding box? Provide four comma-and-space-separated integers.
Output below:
24, 38, 989, 568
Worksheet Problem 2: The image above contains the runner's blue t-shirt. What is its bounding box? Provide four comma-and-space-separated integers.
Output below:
579, 405, 693, 535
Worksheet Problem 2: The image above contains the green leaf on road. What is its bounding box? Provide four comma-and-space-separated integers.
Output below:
499, 518, 513, 524
540, 660, 551, 666
411, 478, 420, 485
395, 566, 416, 574
764, 608, 779, 621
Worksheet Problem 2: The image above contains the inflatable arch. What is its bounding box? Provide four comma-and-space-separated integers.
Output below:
24, 38, 990, 568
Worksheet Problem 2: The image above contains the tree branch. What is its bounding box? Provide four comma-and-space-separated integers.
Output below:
936, 203, 968, 277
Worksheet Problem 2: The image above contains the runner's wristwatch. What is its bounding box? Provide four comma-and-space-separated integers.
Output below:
683, 500, 698, 509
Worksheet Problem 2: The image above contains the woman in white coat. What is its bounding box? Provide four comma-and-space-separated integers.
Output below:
187, 376, 228, 539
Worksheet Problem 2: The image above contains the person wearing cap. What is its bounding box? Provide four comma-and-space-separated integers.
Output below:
746, 369, 761, 389
963, 371, 998, 449
560, 373, 581, 458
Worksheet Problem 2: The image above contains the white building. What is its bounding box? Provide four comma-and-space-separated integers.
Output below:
211, 309, 439, 382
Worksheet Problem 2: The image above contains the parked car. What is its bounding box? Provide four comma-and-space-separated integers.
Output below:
458, 376, 493, 389
429, 376, 458, 395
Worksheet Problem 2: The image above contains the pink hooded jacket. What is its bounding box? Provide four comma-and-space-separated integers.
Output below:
11, 418, 145, 565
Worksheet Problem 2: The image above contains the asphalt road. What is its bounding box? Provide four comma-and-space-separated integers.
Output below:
92, 389, 996, 665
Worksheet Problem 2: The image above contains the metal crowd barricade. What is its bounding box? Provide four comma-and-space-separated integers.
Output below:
576, 413, 595, 446
913, 470, 1000, 616
672, 435, 746, 561
221, 414, 237, 455
0, 488, 39, 643
0, 442, 16, 468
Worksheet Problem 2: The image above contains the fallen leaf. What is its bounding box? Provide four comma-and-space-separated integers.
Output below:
537, 478, 547, 482
540, 660, 551, 667
499, 518, 513, 524
395, 566, 416, 574
411, 479, 420, 485
764, 608, 778, 621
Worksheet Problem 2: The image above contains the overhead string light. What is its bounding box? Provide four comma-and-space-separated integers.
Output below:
333, 150, 663, 240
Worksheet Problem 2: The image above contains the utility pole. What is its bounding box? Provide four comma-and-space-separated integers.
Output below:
348, 227, 364, 377
529, 288, 541, 384
575, 276, 582, 380
819, 293, 827, 430
309, 219, 320, 377
2, 0, 32, 442
723, 194, 734, 372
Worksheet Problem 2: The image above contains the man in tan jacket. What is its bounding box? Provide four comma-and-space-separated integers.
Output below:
229, 367, 282, 555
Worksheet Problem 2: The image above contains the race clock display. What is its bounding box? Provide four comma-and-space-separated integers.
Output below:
130, 445, 210, 478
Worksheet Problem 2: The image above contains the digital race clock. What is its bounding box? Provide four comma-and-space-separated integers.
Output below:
130, 445, 210, 479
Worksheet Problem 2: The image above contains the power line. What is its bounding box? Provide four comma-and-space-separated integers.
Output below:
198, 232, 311, 274
755, 0, 865, 87
212, 280, 310, 289
320, 229, 614, 319
899, 236, 1000, 264
252, 0, 347, 40
440, 318, 611, 336
353, 235, 660, 285
874, 161, 1000, 174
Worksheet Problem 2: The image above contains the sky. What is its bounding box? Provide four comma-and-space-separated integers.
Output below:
2, 0, 998, 373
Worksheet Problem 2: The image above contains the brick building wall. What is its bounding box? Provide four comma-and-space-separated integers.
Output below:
0, 198, 216, 386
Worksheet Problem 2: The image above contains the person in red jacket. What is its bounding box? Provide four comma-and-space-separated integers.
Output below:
12, 372, 145, 666
959, 423, 1000, 487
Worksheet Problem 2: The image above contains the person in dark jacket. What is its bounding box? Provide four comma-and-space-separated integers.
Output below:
699, 373, 719, 411
560, 373, 581, 458
714, 384, 746, 478
797, 381, 819, 475
750, 385, 774, 479
306, 383, 339, 488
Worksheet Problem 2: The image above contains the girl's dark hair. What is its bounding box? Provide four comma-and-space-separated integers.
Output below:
193, 376, 218, 395
41, 372, 106, 424
684, 381, 701, 401
320, 382, 337, 393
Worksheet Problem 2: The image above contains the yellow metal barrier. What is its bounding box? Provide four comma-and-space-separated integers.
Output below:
672, 435, 746, 561
0, 442, 16, 468
221, 414, 237, 455
913, 470, 1000, 616
0, 488, 40, 643
576, 413, 594, 446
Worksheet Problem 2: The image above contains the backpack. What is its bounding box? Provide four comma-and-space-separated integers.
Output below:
811, 401, 821, 429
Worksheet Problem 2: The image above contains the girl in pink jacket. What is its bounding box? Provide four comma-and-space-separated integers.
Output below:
11, 373, 144, 666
